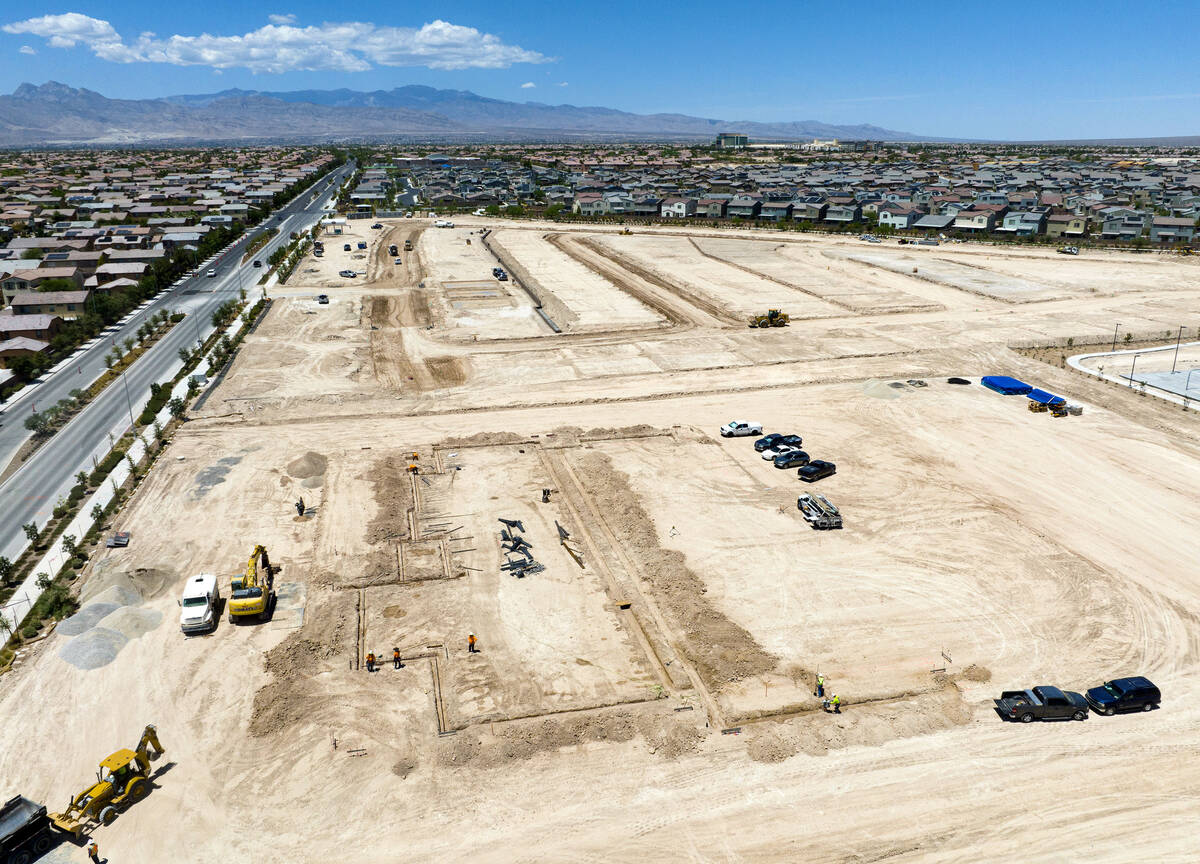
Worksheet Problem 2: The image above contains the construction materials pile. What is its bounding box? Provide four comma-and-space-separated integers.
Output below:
499, 518, 543, 578
797, 493, 843, 530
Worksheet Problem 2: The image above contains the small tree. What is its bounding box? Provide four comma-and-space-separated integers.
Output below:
0, 556, 12, 586
76, 470, 89, 489
22, 522, 38, 545
153, 421, 164, 442
178, 347, 192, 365
24, 412, 49, 437
35, 572, 52, 591
61, 534, 77, 556
123, 338, 135, 354
91, 503, 105, 526
104, 351, 115, 369
168, 397, 187, 419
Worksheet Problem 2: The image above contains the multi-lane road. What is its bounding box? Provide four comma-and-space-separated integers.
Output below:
0, 162, 354, 561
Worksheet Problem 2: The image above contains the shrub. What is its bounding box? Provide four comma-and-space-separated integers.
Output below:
21, 625, 38, 640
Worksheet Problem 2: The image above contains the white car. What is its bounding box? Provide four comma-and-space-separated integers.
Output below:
720, 420, 762, 438
179, 573, 220, 635
207, 269, 216, 278
761, 444, 796, 461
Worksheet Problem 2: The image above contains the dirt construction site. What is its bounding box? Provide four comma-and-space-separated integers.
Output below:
4, 217, 1200, 863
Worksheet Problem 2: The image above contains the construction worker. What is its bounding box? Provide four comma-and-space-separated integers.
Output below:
816, 674, 825, 699
393, 647, 402, 669
366, 652, 376, 673
831, 694, 842, 714
468, 633, 477, 653
87, 839, 100, 863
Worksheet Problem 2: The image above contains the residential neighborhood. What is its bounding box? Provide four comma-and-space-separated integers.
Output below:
0, 147, 337, 371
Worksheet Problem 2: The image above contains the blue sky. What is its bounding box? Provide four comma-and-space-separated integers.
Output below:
1, 0, 1197, 139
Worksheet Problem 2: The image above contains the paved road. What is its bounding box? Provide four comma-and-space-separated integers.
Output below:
0, 162, 354, 561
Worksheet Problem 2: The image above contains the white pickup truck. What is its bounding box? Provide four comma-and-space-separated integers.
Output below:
434, 219, 455, 228
179, 573, 220, 635
720, 420, 763, 438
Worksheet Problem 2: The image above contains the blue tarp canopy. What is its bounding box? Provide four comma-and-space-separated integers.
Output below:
1027, 388, 1065, 406
981, 375, 1032, 395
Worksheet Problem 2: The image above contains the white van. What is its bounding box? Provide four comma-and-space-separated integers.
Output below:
434, 219, 454, 228
179, 573, 220, 634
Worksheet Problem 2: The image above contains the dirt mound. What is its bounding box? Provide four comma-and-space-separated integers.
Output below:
581, 424, 661, 440
96, 606, 162, 640
862, 378, 901, 400
57, 601, 122, 636
58, 626, 127, 670
364, 454, 416, 547
571, 451, 777, 690
286, 452, 328, 480
440, 431, 530, 448
391, 755, 418, 779
746, 728, 800, 764
81, 561, 169, 604
248, 590, 355, 737
425, 357, 467, 387
956, 664, 992, 683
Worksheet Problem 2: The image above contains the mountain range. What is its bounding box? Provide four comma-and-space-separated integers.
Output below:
0, 81, 933, 146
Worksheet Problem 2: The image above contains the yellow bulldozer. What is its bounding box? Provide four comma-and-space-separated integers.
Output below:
49, 725, 164, 839
748, 309, 790, 328
228, 544, 275, 623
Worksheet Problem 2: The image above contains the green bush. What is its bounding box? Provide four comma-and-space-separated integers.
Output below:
20, 625, 38, 640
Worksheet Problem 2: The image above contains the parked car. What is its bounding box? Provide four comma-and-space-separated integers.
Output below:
252, 259, 261, 268
316, 294, 330, 304
774, 450, 811, 469
754, 433, 785, 452
995, 686, 1089, 722
1085, 677, 1160, 715
394, 258, 403, 265
338, 270, 357, 278
371, 223, 383, 229
720, 420, 762, 438
776, 434, 804, 448
798, 460, 836, 482
206, 269, 216, 278
343, 243, 351, 251
761, 444, 796, 461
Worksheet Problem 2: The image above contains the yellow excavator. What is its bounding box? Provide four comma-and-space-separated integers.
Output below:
748, 309, 790, 328
228, 544, 275, 623
49, 725, 164, 839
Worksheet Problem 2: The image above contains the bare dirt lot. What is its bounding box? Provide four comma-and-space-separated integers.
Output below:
4, 220, 1200, 863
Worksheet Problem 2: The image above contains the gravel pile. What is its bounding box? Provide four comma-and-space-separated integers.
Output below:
56, 601, 122, 636
96, 606, 162, 640
58, 627, 129, 670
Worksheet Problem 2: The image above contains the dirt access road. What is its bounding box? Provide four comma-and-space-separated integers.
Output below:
2, 218, 1200, 863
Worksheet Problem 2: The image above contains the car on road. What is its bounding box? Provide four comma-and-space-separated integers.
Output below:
316, 294, 330, 304
754, 433, 785, 452
798, 460, 836, 482
206, 269, 216, 278
995, 686, 1089, 722
252, 259, 261, 267
106, 531, 131, 548
720, 420, 762, 438
338, 270, 357, 278
1085, 676, 1160, 715
774, 449, 811, 469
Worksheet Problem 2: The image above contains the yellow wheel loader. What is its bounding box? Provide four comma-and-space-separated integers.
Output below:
49, 725, 164, 839
748, 309, 790, 328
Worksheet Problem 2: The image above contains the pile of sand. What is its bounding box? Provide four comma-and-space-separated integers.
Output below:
96, 606, 162, 640
862, 378, 901, 400
59, 627, 129, 670
286, 452, 328, 489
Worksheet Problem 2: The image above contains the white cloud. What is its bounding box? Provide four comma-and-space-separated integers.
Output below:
556, 81, 568, 87
2, 14, 550, 73
19, 45, 35, 55
520, 81, 535, 89
267, 14, 297, 25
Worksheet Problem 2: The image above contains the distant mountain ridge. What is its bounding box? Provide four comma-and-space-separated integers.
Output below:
0, 80, 935, 146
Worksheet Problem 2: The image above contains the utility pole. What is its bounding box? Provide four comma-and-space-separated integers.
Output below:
1172, 325, 1184, 373
121, 367, 135, 427
1111, 323, 1121, 352
1129, 353, 1140, 388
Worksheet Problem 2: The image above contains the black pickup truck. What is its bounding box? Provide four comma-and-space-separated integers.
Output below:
995, 686, 1089, 722
0, 794, 56, 863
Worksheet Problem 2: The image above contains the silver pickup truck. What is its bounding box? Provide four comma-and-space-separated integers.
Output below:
995, 686, 1089, 722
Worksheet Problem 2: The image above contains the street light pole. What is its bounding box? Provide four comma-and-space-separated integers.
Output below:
1129, 353, 1140, 388
120, 368, 135, 427
1172, 325, 1184, 373
1112, 323, 1121, 352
